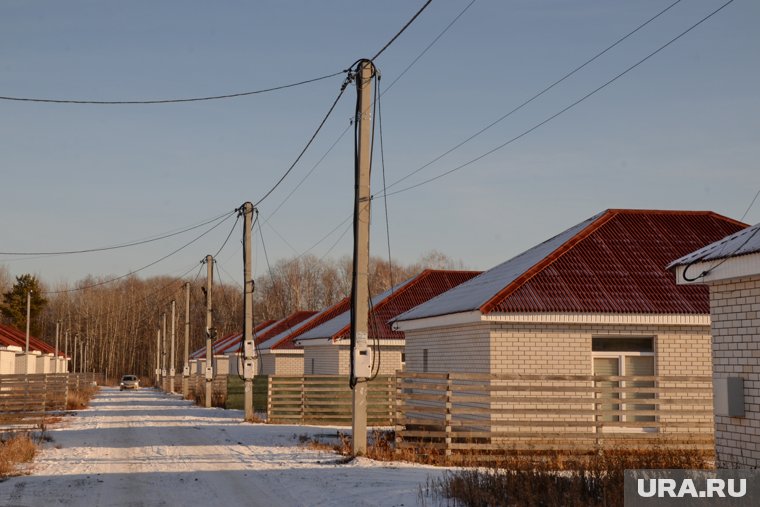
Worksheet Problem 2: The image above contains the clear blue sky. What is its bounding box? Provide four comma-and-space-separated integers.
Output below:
1, 0, 758, 289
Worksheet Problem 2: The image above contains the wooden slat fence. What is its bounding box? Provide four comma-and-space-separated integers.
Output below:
226, 375, 268, 412
268, 375, 395, 425
0, 374, 69, 431
396, 372, 714, 462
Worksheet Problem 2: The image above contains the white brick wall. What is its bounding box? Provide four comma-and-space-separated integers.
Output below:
302, 343, 404, 375
708, 275, 760, 468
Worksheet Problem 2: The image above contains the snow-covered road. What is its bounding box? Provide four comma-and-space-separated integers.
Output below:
0, 387, 446, 506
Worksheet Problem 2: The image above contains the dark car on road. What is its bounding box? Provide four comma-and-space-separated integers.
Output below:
120, 375, 139, 391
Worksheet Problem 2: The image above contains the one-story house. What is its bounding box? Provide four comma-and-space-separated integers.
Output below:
295, 269, 481, 375
394, 210, 744, 377
669, 221, 760, 467
391, 210, 745, 441
257, 298, 351, 376
242, 311, 317, 376
0, 323, 67, 374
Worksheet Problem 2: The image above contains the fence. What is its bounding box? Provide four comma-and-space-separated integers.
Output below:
395, 372, 714, 462
0, 374, 70, 431
267, 375, 395, 425
226, 376, 268, 412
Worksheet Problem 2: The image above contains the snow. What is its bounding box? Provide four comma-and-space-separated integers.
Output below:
0, 388, 449, 506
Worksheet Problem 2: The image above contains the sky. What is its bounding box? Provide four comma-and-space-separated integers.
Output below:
1, 0, 758, 290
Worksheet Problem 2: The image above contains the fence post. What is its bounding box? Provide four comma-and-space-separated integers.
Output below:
445, 373, 452, 462
300, 376, 306, 425
267, 376, 273, 422
394, 374, 404, 457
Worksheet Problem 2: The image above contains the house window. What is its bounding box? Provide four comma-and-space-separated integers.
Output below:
401, 352, 406, 365
423, 349, 428, 373
592, 337, 655, 424
310, 358, 315, 375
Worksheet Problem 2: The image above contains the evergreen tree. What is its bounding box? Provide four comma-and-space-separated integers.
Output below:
1, 274, 47, 336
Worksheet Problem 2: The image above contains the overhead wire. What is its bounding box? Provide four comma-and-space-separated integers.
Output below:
0, 209, 236, 256
0, 70, 347, 105
380, 0, 736, 199
382, 0, 684, 193
371, 0, 433, 61
42, 211, 236, 294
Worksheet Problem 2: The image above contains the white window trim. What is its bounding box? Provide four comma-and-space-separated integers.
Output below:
592, 343, 656, 433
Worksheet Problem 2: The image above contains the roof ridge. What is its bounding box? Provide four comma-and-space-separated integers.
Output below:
479, 209, 618, 314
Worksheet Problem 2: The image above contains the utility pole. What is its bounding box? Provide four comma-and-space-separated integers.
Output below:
155, 328, 161, 387
64, 330, 69, 373
204, 255, 215, 408
170, 300, 176, 393
242, 202, 255, 421
54, 320, 60, 373
161, 312, 167, 390
350, 59, 374, 456
73, 335, 78, 374
183, 282, 190, 398
25, 290, 31, 353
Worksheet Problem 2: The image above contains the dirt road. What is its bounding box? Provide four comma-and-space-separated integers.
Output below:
0, 387, 442, 507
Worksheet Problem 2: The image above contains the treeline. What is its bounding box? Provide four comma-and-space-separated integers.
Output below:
0, 251, 460, 378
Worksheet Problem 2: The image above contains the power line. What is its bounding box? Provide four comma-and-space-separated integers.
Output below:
372, 0, 433, 61
0, 209, 235, 256
384, 0, 683, 193
382, 0, 735, 198
252, 73, 353, 208
259, 1, 473, 226
0, 71, 346, 105
43, 212, 236, 294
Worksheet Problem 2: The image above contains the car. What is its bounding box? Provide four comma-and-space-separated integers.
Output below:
120, 375, 139, 391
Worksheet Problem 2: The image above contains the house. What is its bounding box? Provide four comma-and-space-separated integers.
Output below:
257, 299, 351, 376
295, 269, 482, 375
390, 210, 746, 446
0, 323, 67, 374
240, 311, 317, 376
669, 221, 760, 467
394, 210, 744, 378
189, 320, 275, 376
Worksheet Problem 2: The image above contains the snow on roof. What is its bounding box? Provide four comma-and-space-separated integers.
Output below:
396, 209, 745, 322
668, 222, 760, 268
0, 323, 60, 356
395, 212, 603, 322
258, 298, 352, 352
296, 280, 413, 342
296, 270, 482, 343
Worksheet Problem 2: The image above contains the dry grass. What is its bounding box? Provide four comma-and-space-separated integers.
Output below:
66, 386, 99, 410
194, 389, 227, 409
0, 434, 38, 478
423, 447, 714, 507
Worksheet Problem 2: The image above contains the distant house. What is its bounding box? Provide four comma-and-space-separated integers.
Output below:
295, 269, 481, 375
242, 311, 317, 376
670, 222, 760, 468
258, 298, 350, 376
0, 323, 66, 374
394, 210, 744, 380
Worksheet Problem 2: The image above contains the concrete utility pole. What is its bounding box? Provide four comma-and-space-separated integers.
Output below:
170, 300, 176, 393
55, 321, 60, 373
242, 202, 255, 421
204, 254, 215, 408
350, 59, 375, 456
161, 312, 167, 390
183, 282, 190, 398
64, 330, 69, 373
25, 290, 31, 353
155, 328, 161, 387
73, 335, 78, 374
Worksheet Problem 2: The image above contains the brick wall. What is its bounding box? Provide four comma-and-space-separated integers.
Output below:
709, 275, 760, 467
404, 323, 491, 373
302, 343, 404, 375
489, 321, 711, 376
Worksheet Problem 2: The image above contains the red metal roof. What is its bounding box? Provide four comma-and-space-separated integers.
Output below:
330, 270, 481, 340
191, 319, 276, 359
484, 210, 746, 314
254, 311, 317, 346
0, 323, 61, 356
269, 298, 352, 351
